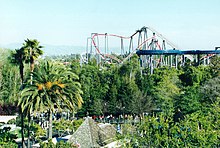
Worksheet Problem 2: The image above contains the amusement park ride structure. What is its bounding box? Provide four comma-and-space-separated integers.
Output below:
82, 26, 220, 74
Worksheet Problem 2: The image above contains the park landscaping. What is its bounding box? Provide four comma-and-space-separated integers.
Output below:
0, 39, 219, 147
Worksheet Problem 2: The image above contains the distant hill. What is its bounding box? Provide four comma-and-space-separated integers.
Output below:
0, 43, 124, 56
41, 45, 86, 56
0, 43, 23, 50
0, 43, 86, 56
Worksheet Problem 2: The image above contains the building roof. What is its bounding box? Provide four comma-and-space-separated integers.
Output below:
68, 117, 116, 148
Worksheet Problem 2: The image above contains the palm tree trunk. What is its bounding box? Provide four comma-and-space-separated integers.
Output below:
21, 112, 26, 148
48, 109, 53, 139
19, 57, 25, 147
30, 56, 34, 84
27, 55, 34, 147
19, 61, 24, 85
27, 112, 31, 148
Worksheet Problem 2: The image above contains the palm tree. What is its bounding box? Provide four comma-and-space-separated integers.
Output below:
23, 39, 43, 74
19, 60, 83, 139
11, 39, 43, 83
22, 39, 43, 147
10, 47, 28, 85
10, 40, 43, 148
10, 48, 28, 148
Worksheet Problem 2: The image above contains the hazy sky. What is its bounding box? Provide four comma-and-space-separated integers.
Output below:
0, 0, 220, 49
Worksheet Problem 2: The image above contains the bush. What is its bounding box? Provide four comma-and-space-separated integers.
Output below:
40, 139, 78, 148
120, 111, 220, 147
0, 142, 17, 148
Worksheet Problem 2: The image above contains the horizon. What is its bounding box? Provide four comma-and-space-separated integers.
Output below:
0, 42, 216, 57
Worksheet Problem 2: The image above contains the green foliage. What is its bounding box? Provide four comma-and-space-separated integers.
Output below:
151, 67, 180, 113
19, 60, 83, 139
76, 54, 219, 119
0, 127, 17, 143
0, 142, 17, 148
0, 64, 20, 104
1, 46, 220, 147
40, 139, 78, 148
0, 49, 20, 105
53, 118, 83, 136
56, 140, 78, 148
7, 119, 16, 124
30, 122, 46, 138
175, 86, 201, 114
19, 60, 83, 114
40, 139, 55, 148
53, 118, 83, 137
209, 55, 220, 77
72, 119, 84, 130
22, 38, 44, 65
70, 60, 81, 75
180, 65, 211, 86
78, 64, 105, 116
77, 55, 147, 116
200, 76, 220, 105
121, 110, 220, 147
131, 90, 154, 116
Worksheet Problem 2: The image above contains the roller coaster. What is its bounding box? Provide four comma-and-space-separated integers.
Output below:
82, 26, 220, 73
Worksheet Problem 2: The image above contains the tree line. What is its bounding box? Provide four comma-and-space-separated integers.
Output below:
73, 55, 220, 117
